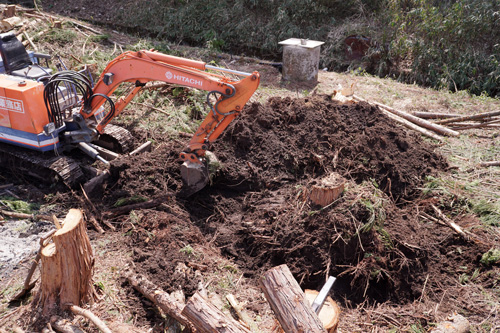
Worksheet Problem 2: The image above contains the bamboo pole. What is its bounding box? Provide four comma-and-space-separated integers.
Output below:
353, 95, 459, 137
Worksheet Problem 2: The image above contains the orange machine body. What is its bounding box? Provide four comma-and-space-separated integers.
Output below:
0, 74, 58, 151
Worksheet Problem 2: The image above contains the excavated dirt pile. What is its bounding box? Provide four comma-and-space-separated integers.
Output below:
104, 95, 491, 325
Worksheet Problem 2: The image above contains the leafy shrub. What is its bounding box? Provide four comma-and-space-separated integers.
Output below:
385, 0, 500, 97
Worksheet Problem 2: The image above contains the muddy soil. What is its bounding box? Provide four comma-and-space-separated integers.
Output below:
92, 95, 497, 329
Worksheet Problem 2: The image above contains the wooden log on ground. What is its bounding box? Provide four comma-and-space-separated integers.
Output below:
309, 173, 345, 207
1, 17, 22, 32
125, 273, 195, 331
353, 95, 459, 137
351, 98, 444, 141
480, 160, 500, 167
260, 265, 326, 333
38, 209, 94, 315
449, 118, 500, 130
182, 292, 251, 332
411, 112, 462, 119
435, 109, 500, 125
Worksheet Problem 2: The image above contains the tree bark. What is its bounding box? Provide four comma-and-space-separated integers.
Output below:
38, 209, 94, 315
182, 292, 251, 332
260, 265, 326, 333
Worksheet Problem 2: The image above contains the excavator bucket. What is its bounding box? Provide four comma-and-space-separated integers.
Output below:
180, 160, 209, 195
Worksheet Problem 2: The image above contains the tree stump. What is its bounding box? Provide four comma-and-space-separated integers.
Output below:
304, 290, 340, 332
4, 5, 16, 18
260, 265, 326, 333
308, 173, 346, 207
39, 209, 94, 315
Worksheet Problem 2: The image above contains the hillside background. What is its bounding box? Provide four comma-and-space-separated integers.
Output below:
9, 0, 500, 96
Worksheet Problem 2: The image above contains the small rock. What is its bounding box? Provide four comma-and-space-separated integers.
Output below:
430, 313, 470, 333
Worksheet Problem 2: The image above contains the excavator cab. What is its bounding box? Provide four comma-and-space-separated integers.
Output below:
0, 32, 52, 80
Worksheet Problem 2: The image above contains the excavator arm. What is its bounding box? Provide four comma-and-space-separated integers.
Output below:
80, 50, 260, 193
83, 50, 259, 161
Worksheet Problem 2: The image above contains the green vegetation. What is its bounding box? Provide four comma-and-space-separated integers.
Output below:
480, 248, 500, 266
386, 0, 500, 97
0, 197, 38, 214
45, 0, 498, 97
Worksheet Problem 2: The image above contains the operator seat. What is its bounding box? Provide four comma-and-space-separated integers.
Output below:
0, 32, 52, 80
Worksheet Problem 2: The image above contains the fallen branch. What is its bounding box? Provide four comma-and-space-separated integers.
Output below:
130, 141, 152, 156
479, 161, 500, 167
104, 194, 173, 218
0, 209, 57, 222
10, 252, 41, 302
354, 95, 459, 137
450, 122, 500, 128
68, 305, 112, 333
125, 272, 195, 331
130, 101, 169, 115
226, 294, 256, 331
430, 205, 468, 239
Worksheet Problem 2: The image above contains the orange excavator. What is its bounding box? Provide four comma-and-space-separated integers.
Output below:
0, 32, 260, 193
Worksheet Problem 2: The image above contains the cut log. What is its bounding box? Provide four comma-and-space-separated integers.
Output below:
182, 292, 251, 332
1, 17, 22, 32
260, 265, 326, 333
38, 209, 94, 315
125, 273, 195, 331
309, 173, 345, 207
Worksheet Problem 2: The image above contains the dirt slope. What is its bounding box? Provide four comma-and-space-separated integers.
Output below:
89, 94, 497, 330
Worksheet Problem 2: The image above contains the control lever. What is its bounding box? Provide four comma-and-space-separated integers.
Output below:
311, 276, 336, 314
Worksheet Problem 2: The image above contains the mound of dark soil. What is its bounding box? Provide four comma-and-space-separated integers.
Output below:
103, 95, 490, 320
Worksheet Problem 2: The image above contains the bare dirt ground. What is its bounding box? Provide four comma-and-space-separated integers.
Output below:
1, 6, 500, 333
